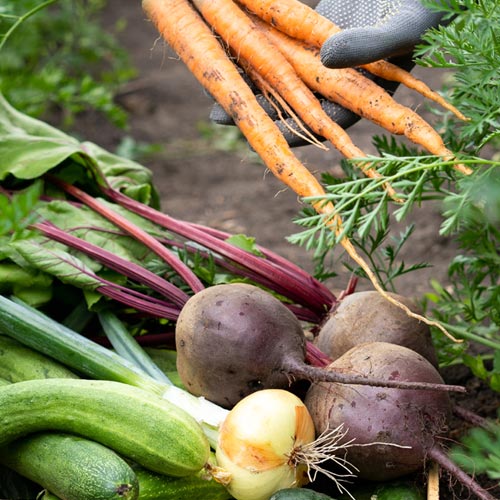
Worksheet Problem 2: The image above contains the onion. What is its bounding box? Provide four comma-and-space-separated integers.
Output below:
215, 389, 316, 500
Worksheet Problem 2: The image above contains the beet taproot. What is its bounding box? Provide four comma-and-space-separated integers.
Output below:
305, 341, 450, 481
175, 284, 463, 408
315, 291, 438, 367
304, 342, 496, 500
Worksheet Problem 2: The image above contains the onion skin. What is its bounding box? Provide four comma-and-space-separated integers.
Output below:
216, 389, 315, 500
304, 342, 451, 481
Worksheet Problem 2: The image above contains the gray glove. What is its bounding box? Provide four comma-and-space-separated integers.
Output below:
317, 0, 447, 68
210, 0, 446, 147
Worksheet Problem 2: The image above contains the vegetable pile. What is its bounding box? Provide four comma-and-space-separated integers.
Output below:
1, 1, 499, 499
0, 100, 495, 498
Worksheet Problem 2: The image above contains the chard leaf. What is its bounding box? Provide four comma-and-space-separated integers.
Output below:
0, 93, 159, 206
36, 199, 172, 269
11, 240, 106, 291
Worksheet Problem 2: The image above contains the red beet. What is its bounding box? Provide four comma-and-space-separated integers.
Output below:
315, 291, 438, 367
175, 284, 462, 408
304, 342, 495, 500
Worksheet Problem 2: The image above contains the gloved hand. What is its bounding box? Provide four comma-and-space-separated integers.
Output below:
210, 0, 447, 147
317, 0, 447, 68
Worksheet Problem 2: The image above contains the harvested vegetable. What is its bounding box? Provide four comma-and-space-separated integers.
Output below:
175, 283, 463, 408
235, 0, 467, 120
0, 432, 139, 500
215, 389, 315, 500
253, 20, 464, 165
304, 342, 496, 500
315, 291, 438, 367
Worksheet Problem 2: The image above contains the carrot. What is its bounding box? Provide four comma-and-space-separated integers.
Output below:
189, 0, 379, 166
257, 20, 471, 174
236, 0, 468, 121
142, 0, 459, 339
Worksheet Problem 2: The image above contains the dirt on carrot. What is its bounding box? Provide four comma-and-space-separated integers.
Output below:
236, 0, 468, 120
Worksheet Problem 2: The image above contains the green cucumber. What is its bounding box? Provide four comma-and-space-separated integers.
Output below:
133, 464, 232, 500
0, 335, 78, 382
0, 432, 139, 500
270, 489, 337, 500
0, 376, 10, 386
0, 378, 210, 477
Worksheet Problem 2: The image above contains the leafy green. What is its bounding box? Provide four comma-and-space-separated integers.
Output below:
0, 93, 159, 206
450, 422, 500, 480
418, 0, 500, 152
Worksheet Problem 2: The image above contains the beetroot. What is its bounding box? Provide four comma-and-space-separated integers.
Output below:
175, 284, 463, 408
176, 283, 306, 407
304, 342, 496, 500
305, 342, 450, 480
315, 291, 438, 367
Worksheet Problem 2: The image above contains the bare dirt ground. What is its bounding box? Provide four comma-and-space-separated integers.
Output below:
71, 2, 499, 498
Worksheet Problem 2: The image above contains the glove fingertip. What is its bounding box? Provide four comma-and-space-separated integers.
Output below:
320, 29, 392, 68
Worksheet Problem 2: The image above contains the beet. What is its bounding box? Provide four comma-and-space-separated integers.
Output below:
176, 283, 306, 407
315, 291, 439, 367
304, 342, 496, 500
175, 284, 463, 409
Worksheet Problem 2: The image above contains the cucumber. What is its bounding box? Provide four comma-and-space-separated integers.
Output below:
270, 489, 337, 500
0, 335, 78, 382
133, 464, 232, 500
38, 492, 60, 500
0, 376, 10, 386
0, 378, 210, 477
0, 432, 139, 500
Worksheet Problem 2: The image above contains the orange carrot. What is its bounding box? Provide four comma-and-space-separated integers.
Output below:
190, 0, 372, 162
236, 0, 467, 121
142, 0, 459, 339
142, 0, 325, 199
257, 20, 471, 174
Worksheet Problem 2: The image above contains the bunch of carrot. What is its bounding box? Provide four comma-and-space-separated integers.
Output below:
142, 0, 469, 336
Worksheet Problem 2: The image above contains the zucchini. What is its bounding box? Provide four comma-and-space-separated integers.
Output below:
0, 335, 78, 382
132, 453, 232, 500
0, 432, 139, 500
0, 378, 210, 477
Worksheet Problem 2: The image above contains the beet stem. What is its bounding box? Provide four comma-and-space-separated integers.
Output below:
428, 445, 497, 500
46, 175, 205, 293
35, 220, 189, 308
453, 404, 490, 429
104, 186, 333, 314
285, 360, 466, 393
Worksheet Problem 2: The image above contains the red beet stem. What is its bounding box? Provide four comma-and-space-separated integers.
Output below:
104, 186, 333, 315
35, 220, 189, 308
428, 445, 497, 500
46, 175, 204, 293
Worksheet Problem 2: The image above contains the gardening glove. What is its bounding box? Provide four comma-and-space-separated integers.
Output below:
317, 0, 447, 68
209, 0, 446, 147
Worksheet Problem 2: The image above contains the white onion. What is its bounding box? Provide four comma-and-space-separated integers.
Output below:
215, 389, 316, 500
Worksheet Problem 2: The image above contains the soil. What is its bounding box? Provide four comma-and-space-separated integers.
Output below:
72, 2, 498, 498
